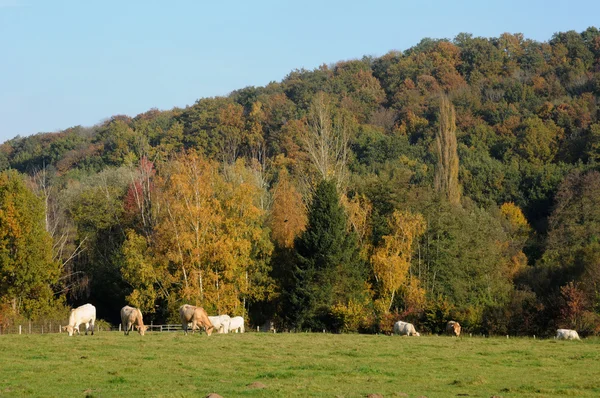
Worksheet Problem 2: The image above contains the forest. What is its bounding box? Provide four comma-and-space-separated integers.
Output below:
1, 28, 600, 336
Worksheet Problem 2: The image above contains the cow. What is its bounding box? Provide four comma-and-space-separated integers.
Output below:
228, 316, 245, 333
446, 321, 461, 337
208, 315, 231, 334
393, 320, 420, 336
179, 304, 214, 336
120, 305, 148, 336
556, 329, 580, 340
63, 304, 96, 336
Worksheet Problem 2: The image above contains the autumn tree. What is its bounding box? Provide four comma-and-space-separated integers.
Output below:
434, 95, 460, 206
123, 151, 274, 318
302, 92, 350, 190
269, 169, 307, 248
371, 210, 426, 312
0, 170, 61, 318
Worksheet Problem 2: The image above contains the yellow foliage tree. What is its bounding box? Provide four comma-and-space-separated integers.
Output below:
499, 202, 530, 279
341, 193, 373, 261
371, 210, 426, 312
128, 151, 273, 316
269, 169, 307, 248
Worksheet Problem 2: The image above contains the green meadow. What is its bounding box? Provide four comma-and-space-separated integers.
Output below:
0, 332, 598, 397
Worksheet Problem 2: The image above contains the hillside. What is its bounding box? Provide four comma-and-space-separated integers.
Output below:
1, 28, 599, 335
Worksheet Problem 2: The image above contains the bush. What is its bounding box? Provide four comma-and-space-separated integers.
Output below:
378, 312, 399, 335
330, 300, 373, 333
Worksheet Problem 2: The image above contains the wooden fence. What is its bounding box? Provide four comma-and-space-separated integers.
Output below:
0, 321, 112, 335
0, 322, 196, 334
0, 322, 273, 335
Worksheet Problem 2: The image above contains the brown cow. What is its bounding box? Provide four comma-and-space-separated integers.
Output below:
446, 320, 461, 337
179, 304, 214, 336
120, 305, 148, 336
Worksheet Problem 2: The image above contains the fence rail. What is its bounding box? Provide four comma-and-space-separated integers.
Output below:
0, 322, 110, 335
0, 323, 202, 335
0, 322, 270, 335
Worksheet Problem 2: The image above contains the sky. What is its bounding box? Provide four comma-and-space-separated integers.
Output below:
1, 0, 599, 143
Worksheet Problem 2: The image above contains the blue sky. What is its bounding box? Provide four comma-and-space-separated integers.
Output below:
1, 0, 599, 143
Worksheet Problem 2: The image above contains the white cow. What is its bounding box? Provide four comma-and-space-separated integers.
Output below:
393, 320, 420, 336
63, 304, 96, 336
120, 305, 147, 336
556, 329, 580, 340
208, 315, 231, 334
229, 316, 245, 333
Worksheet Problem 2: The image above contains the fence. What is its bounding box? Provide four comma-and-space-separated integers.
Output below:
0, 322, 198, 334
0, 321, 270, 335
0, 321, 116, 335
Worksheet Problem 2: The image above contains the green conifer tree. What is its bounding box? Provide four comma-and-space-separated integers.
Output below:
289, 180, 365, 331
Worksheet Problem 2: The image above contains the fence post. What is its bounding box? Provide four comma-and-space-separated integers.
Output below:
41, 325, 44, 334
19, 325, 22, 335
29, 321, 32, 334
160, 325, 163, 332
119, 323, 121, 332
59, 325, 62, 333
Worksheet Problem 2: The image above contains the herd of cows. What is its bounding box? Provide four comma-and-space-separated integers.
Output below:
61, 303, 245, 337
61, 303, 582, 340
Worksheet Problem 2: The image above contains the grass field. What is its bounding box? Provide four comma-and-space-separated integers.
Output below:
0, 331, 599, 397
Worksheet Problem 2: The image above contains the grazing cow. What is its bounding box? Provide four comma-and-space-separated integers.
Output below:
229, 316, 245, 333
120, 305, 148, 336
393, 320, 420, 336
208, 315, 231, 334
179, 304, 214, 336
556, 329, 580, 340
63, 304, 96, 336
446, 321, 461, 337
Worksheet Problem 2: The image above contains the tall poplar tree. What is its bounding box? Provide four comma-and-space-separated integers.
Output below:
434, 95, 460, 206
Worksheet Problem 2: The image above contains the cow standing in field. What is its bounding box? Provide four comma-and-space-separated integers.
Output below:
556, 329, 580, 340
228, 316, 245, 333
393, 321, 420, 336
63, 304, 96, 336
179, 304, 214, 336
446, 321, 461, 337
208, 315, 231, 334
120, 305, 148, 336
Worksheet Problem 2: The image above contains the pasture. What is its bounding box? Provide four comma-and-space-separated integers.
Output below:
0, 332, 598, 397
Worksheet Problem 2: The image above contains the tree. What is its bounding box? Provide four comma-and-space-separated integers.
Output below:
0, 170, 61, 318
302, 92, 350, 190
434, 95, 460, 206
372, 210, 426, 312
126, 152, 274, 318
269, 169, 307, 248
289, 180, 366, 330
515, 117, 563, 164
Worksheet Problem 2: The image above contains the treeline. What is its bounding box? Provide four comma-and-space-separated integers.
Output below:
1, 28, 600, 336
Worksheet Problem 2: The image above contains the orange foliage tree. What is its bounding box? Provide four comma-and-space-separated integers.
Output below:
269, 169, 307, 248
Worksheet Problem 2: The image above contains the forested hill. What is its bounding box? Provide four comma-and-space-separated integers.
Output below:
1, 28, 600, 335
